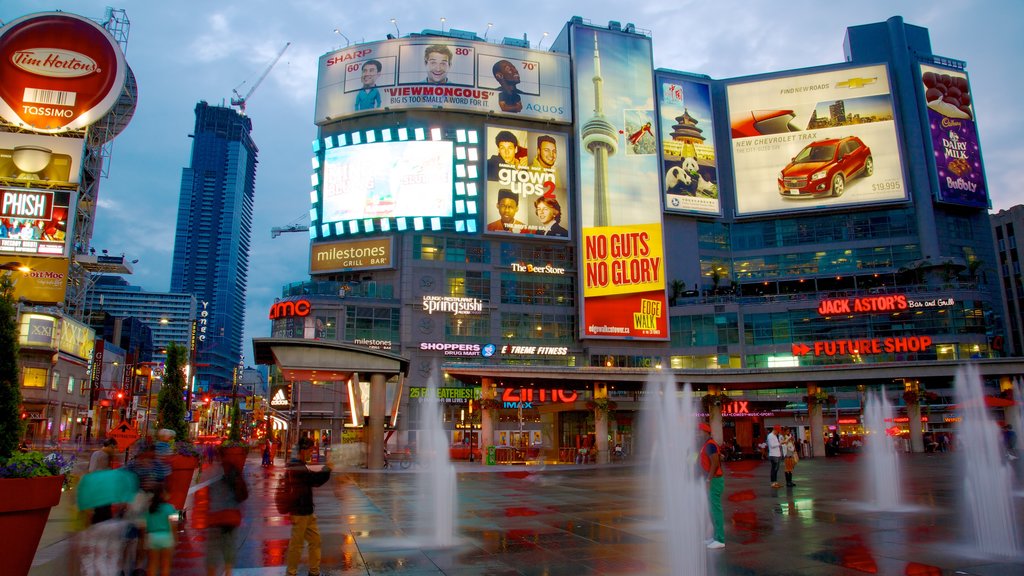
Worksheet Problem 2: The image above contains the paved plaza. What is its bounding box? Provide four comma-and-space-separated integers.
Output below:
31, 452, 1024, 575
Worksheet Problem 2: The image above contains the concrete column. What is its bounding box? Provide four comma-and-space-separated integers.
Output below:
594, 383, 609, 463
367, 372, 387, 469
481, 378, 496, 454
708, 386, 723, 442
908, 403, 924, 453
540, 411, 557, 463
809, 384, 825, 457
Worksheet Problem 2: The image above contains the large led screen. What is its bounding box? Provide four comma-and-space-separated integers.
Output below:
728, 64, 907, 216
321, 140, 454, 223
919, 64, 988, 208
0, 186, 71, 257
572, 26, 668, 341
483, 126, 569, 238
315, 39, 571, 124
657, 75, 720, 215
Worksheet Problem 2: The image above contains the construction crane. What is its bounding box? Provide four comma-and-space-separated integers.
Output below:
231, 42, 291, 114
271, 213, 310, 238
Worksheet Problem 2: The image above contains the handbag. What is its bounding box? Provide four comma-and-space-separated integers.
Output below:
208, 508, 242, 527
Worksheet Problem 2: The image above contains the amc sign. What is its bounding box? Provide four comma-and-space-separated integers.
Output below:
268, 299, 312, 320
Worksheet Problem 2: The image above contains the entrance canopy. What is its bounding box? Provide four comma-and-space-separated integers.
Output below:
252, 338, 409, 382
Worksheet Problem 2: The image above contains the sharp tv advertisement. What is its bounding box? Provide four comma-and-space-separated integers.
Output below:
728, 64, 908, 216
919, 64, 989, 208
321, 140, 453, 222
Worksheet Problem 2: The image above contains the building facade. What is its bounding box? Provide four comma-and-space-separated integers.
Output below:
171, 101, 257, 392
259, 16, 1016, 462
991, 206, 1024, 356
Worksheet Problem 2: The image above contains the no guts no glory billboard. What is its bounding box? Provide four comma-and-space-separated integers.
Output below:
315, 39, 571, 124
571, 25, 667, 341
919, 64, 989, 208
0, 12, 127, 132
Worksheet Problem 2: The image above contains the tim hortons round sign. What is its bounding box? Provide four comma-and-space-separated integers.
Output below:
0, 12, 126, 132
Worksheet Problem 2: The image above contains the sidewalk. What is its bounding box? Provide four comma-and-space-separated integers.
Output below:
34, 452, 1024, 575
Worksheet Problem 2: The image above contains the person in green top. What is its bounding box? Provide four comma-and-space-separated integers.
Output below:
145, 490, 177, 576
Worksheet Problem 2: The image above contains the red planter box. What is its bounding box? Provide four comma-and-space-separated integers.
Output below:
0, 474, 64, 576
165, 455, 198, 511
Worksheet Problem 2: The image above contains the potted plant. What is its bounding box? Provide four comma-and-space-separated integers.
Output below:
158, 343, 199, 511
701, 393, 730, 412
220, 401, 249, 469
0, 274, 72, 576
585, 397, 618, 415
479, 398, 501, 413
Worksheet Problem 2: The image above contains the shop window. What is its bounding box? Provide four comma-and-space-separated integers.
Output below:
23, 366, 47, 388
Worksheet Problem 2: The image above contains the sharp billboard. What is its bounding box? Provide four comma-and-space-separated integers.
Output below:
728, 64, 908, 216
571, 25, 668, 341
315, 39, 571, 124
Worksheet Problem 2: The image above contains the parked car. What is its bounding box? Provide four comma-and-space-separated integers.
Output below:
777, 136, 873, 198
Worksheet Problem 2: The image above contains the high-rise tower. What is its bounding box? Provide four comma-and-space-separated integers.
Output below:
171, 101, 257, 392
580, 31, 618, 227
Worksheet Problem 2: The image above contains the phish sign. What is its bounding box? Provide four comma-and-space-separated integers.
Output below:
0, 188, 53, 219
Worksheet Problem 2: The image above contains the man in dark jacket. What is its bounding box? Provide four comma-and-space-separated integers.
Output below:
285, 437, 332, 576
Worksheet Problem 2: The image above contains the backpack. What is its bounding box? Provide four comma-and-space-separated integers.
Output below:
274, 469, 297, 514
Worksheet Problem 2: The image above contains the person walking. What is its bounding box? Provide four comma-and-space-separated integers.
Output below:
699, 423, 725, 549
285, 437, 332, 576
767, 426, 783, 489
88, 437, 118, 472
206, 450, 248, 576
783, 428, 799, 487
144, 490, 177, 576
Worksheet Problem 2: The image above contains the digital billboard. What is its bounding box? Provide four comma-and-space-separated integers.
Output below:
572, 26, 668, 341
0, 12, 127, 133
919, 64, 988, 208
656, 74, 720, 215
0, 185, 71, 256
315, 39, 571, 124
5, 256, 69, 304
310, 125, 480, 238
483, 126, 569, 238
321, 140, 453, 222
728, 64, 907, 216
0, 132, 84, 186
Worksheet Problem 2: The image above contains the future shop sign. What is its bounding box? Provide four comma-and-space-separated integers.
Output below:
0, 12, 127, 132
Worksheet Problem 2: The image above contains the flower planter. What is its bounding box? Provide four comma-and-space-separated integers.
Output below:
0, 474, 64, 576
220, 446, 249, 469
165, 454, 199, 511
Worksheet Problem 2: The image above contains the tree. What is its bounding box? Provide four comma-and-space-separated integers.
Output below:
157, 342, 188, 441
0, 274, 23, 458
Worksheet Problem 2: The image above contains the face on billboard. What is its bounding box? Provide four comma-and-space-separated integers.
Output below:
0, 12, 127, 133
0, 186, 71, 257
484, 126, 569, 238
315, 40, 571, 124
321, 140, 454, 223
572, 27, 667, 341
728, 65, 907, 216
657, 76, 720, 215
919, 64, 988, 208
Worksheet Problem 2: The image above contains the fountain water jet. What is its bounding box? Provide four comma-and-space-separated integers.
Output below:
863, 391, 902, 509
954, 364, 1020, 557
413, 367, 457, 547
639, 375, 708, 575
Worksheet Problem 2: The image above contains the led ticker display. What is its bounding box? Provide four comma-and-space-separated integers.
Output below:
656, 74, 720, 215
315, 39, 571, 124
919, 64, 989, 208
309, 126, 479, 238
728, 64, 907, 216
572, 25, 668, 341
322, 140, 453, 221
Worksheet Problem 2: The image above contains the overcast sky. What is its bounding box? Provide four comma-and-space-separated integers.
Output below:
1, 0, 1019, 365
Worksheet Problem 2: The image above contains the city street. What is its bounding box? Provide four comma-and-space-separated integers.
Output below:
31, 452, 1024, 575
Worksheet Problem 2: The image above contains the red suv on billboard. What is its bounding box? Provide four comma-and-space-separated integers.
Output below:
777, 136, 873, 198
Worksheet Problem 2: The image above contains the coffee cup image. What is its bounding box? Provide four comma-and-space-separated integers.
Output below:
11, 146, 53, 180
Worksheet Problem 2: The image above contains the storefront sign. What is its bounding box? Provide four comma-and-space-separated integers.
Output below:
510, 262, 566, 274
353, 338, 393, 351
792, 335, 933, 357
409, 387, 479, 402
499, 387, 578, 408
310, 237, 393, 274
419, 342, 481, 357
499, 345, 568, 355
817, 294, 954, 316
268, 298, 312, 319
421, 295, 483, 315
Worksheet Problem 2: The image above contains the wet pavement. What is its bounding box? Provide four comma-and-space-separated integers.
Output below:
31, 451, 1024, 575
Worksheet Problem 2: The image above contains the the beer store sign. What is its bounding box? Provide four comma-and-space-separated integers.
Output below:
511, 262, 566, 275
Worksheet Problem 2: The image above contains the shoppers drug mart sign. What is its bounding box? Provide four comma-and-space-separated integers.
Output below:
0, 12, 127, 132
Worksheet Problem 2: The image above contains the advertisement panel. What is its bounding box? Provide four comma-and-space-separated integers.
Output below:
572, 26, 667, 340
310, 237, 394, 274
321, 139, 453, 223
657, 74, 720, 215
315, 39, 571, 124
728, 64, 907, 216
919, 64, 988, 208
0, 185, 71, 256
483, 126, 569, 238
0, 132, 84, 186
5, 256, 69, 303
0, 12, 127, 133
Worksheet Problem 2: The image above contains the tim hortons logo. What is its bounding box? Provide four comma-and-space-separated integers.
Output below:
11, 48, 100, 78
